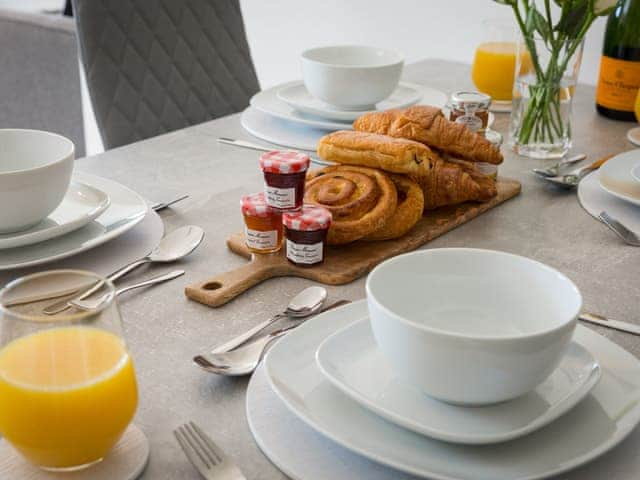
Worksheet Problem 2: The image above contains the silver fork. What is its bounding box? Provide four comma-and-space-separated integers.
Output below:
174, 421, 246, 480
599, 211, 640, 246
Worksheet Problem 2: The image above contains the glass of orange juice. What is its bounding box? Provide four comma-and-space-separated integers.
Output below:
0, 270, 138, 471
471, 19, 521, 110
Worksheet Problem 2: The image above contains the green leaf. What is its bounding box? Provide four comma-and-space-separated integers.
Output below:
492, 0, 515, 4
524, 5, 551, 42
555, 1, 590, 39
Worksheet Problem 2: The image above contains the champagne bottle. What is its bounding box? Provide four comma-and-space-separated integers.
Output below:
596, 0, 640, 121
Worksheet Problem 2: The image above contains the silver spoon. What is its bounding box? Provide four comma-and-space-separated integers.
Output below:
42, 225, 205, 315
70, 270, 185, 311
532, 153, 586, 177
193, 287, 327, 372
194, 300, 350, 376
542, 154, 613, 189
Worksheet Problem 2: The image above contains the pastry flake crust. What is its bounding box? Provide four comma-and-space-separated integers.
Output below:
317, 130, 442, 175
353, 105, 504, 165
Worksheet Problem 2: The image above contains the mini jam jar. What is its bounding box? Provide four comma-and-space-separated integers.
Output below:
282, 205, 332, 267
259, 151, 310, 212
241, 192, 283, 254
449, 91, 492, 133
476, 129, 503, 180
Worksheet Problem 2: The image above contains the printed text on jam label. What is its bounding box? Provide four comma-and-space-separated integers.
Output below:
245, 228, 278, 250
286, 240, 323, 264
265, 185, 295, 209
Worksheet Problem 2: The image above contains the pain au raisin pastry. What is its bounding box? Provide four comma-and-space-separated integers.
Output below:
364, 174, 424, 241
353, 105, 503, 165
305, 165, 397, 245
317, 130, 497, 210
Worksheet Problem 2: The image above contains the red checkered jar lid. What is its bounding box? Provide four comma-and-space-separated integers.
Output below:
283, 205, 332, 231
259, 151, 310, 174
241, 192, 274, 218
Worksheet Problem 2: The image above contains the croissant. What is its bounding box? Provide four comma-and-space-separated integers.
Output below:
411, 157, 497, 210
353, 105, 503, 165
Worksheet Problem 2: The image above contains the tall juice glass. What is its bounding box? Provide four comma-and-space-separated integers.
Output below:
472, 19, 527, 110
0, 270, 138, 471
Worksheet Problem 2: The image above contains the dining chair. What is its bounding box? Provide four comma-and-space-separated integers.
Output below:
71, 0, 260, 150
0, 8, 85, 156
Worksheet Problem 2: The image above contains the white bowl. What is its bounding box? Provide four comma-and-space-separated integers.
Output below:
301, 45, 404, 110
366, 248, 581, 405
0, 129, 75, 233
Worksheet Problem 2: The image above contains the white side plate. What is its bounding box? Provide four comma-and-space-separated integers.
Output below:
598, 149, 640, 207
0, 182, 110, 250
241, 107, 323, 152
273, 81, 444, 123
262, 300, 640, 480
316, 318, 600, 444
0, 172, 147, 270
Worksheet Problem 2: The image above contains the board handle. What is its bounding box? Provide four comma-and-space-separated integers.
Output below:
185, 258, 284, 307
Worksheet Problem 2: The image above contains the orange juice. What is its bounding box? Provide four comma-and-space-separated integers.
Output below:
0, 327, 137, 469
472, 41, 530, 101
635, 88, 640, 122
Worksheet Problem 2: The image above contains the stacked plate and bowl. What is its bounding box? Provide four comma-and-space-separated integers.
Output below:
241, 45, 448, 151
248, 248, 640, 480
0, 129, 152, 272
578, 149, 640, 234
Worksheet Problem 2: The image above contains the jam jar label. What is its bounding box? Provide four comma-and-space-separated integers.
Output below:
455, 114, 482, 133
286, 239, 323, 264
265, 185, 296, 209
245, 227, 278, 250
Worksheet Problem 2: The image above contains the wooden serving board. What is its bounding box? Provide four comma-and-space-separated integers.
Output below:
186, 177, 521, 307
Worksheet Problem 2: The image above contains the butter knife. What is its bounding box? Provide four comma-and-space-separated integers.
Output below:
217, 137, 333, 166
579, 312, 640, 336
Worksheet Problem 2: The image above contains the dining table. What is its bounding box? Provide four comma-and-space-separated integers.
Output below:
12, 58, 639, 479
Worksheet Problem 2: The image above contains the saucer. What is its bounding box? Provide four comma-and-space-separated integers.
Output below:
0, 182, 110, 250
598, 149, 640, 207
628, 127, 640, 147
316, 318, 600, 444
260, 300, 640, 480
275, 81, 446, 122
0, 423, 149, 480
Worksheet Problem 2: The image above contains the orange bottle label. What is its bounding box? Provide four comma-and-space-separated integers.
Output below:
596, 56, 640, 112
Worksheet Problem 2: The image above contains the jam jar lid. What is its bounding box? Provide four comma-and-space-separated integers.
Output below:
241, 192, 273, 218
283, 205, 332, 231
450, 91, 492, 110
259, 150, 310, 174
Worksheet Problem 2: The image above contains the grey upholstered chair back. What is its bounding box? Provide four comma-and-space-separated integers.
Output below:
0, 9, 85, 156
71, 0, 259, 149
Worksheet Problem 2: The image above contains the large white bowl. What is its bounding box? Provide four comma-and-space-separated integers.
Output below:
366, 248, 581, 405
0, 129, 75, 233
301, 45, 404, 110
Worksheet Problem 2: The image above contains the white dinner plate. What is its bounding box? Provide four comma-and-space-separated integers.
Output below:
241, 107, 322, 152
578, 170, 640, 234
263, 300, 640, 480
631, 164, 640, 183
598, 149, 640, 207
0, 182, 110, 250
273, 81, 445, 123
316, 318, 600, 445
0, 172, 147, 270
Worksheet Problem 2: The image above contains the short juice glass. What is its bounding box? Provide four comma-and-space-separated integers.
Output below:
0, 270, 138, 471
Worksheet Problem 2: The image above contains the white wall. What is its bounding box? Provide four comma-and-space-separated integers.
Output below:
241, 0, 607, 88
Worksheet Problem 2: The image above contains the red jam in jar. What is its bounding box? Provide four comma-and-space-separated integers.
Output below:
259, 151, 310, 212
241, 192, 283, 254
282, 205, 332, 267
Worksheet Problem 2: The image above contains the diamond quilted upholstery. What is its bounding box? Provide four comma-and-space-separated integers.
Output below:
71, 0, 260, 149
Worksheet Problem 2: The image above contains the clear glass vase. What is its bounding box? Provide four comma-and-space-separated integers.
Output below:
509, 36, 584, 159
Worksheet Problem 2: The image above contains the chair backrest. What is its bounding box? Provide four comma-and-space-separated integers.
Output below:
0, 8, 85, 156
71, 0, 259, 149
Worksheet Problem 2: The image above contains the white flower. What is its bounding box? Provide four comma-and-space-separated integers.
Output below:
593, 0, 618, 15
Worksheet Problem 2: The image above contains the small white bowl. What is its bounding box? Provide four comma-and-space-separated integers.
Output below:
0, 129, 75, 233
301, 45, 404, 110
366, 248, 581, 405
